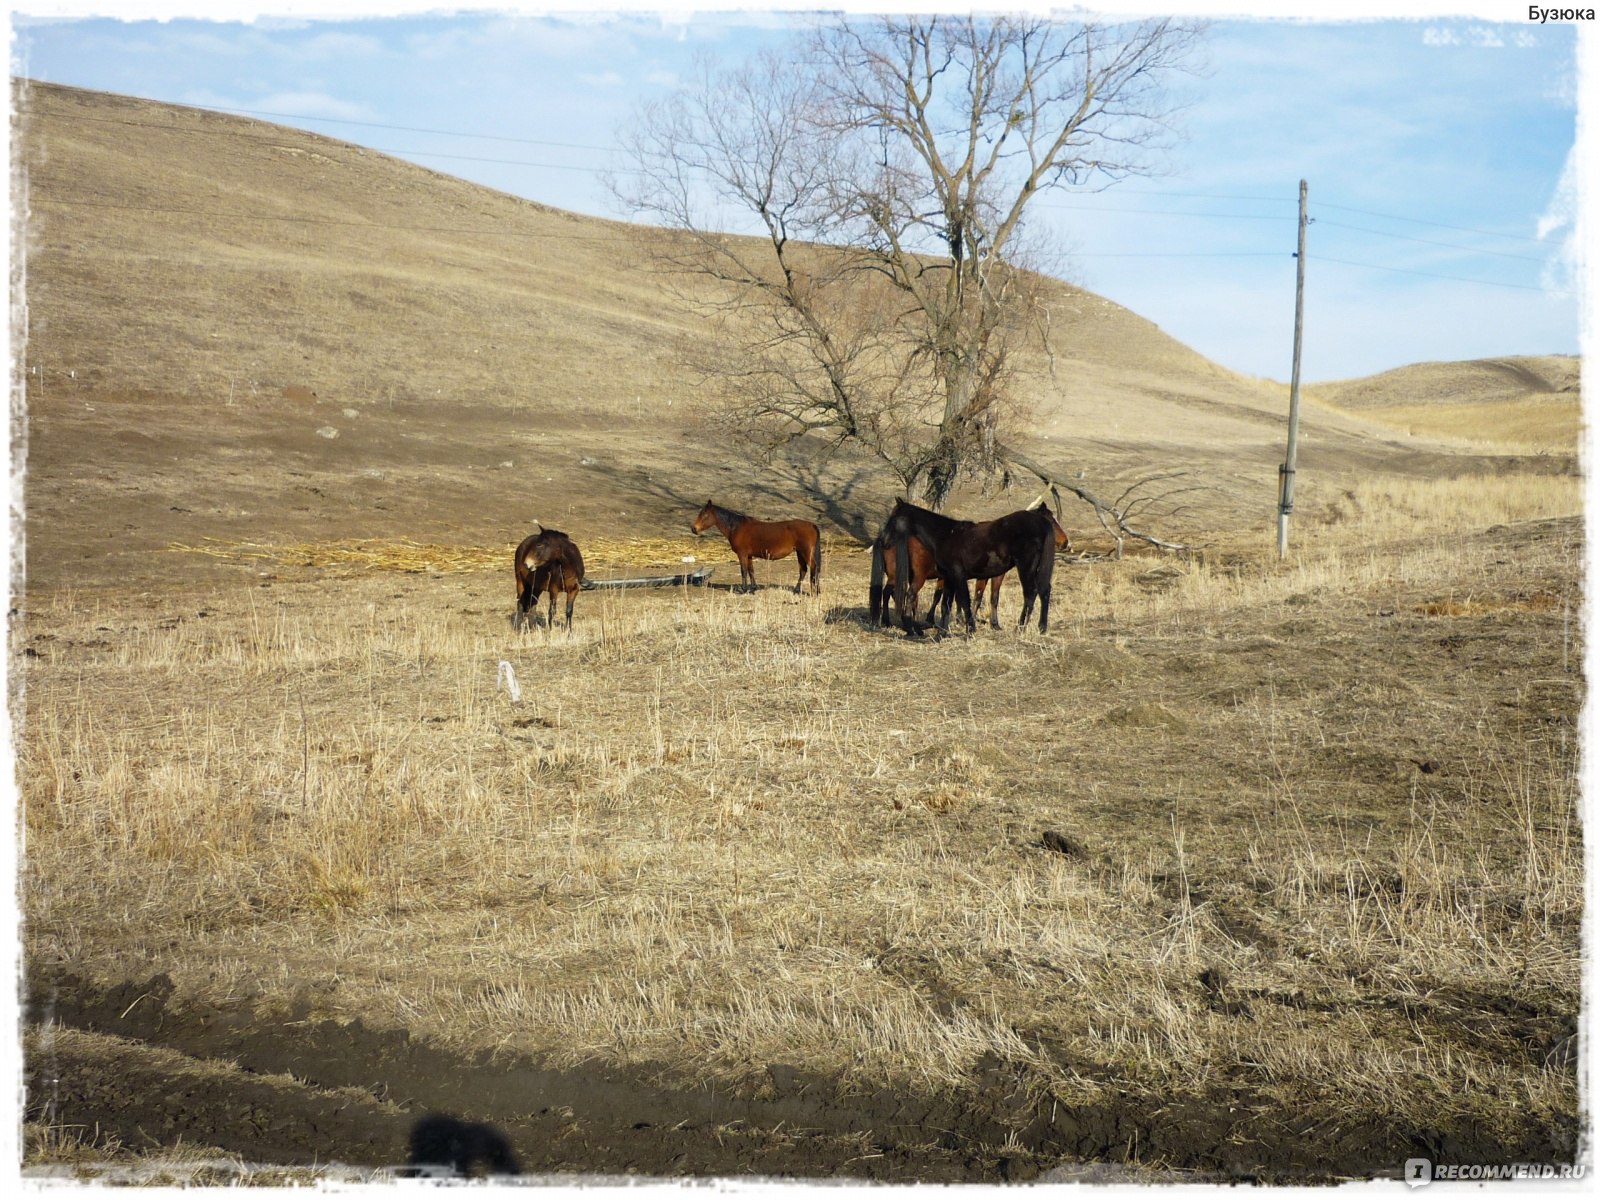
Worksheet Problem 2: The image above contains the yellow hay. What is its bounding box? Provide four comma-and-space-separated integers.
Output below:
167, 533, 866, 575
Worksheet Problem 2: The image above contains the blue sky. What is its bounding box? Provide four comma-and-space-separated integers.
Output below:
5, 2, 1587, 383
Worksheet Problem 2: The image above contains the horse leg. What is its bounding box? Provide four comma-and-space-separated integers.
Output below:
793, 550, 805, 595
516, 577, 536, 631
564, 584, 577, 631
988, 575, 1004, 630
948, 574, 976, 635
1023, 548, 1053, 633
739, 554, 756, 593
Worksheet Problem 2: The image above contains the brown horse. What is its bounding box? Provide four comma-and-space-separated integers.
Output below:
513, 527, 586, 631
869, 532, 938, 624
880, 499, 1060, 636
691, 501, 821, 594
870, 504, 1070, 629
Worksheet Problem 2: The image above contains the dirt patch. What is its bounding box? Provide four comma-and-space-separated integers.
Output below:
24, 969, 1578, 1182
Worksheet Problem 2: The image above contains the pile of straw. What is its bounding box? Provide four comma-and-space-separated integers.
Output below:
169, 531, 870, 576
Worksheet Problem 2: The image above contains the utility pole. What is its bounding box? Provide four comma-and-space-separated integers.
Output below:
1278, 178, 1308, 559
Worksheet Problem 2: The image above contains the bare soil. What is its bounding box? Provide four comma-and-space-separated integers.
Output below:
22, 928, 1578, 1183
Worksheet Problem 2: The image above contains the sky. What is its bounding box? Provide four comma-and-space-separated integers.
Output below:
3, 1, 1589, 383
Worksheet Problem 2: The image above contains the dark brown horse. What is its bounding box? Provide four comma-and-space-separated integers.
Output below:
880, 499, 1059, 636
513, 527, 586, 631
870, 504, 1070, 629
928, 506, 1071, 629
691, 501, 821, 595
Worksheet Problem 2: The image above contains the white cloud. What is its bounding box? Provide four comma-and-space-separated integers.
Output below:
298, 32, 383, 61
1536, 144, 1579, 296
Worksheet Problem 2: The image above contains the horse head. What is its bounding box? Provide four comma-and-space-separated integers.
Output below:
1048, 511, 1071, 552
691, 501, 717, 536
1026, 495, 1071, 552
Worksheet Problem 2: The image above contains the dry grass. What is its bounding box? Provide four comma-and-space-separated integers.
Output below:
19, 470, 1582, 1142
1310, 397, 1580, 453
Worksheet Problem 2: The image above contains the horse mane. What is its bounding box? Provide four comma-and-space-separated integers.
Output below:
710, 503, 747, 530
891, 498, 971, 537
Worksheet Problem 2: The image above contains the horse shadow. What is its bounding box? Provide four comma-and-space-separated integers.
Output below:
403, 1112, 521, 1179
823, 604, 951, 638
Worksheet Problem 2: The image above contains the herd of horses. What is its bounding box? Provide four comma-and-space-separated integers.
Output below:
513, 497, 1071, 637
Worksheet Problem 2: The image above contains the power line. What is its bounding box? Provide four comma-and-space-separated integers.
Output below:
1093, 186, 1293, 207
195, 102, 613, 153
35, 107, 633, 177
1072, 251, 1286, 259
1314, 217, 1547, 263
1034, 199, 1293, 222
1313, 254, 1547, 291
1313, 199, 1547, 244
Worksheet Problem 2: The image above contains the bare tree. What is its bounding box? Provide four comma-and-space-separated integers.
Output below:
614, 15, 1204, 509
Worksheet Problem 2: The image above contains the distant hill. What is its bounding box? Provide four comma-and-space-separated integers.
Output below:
12, 80, 1578, 585
1307, 356, 1581, 451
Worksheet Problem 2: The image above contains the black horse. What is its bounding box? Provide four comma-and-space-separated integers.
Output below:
880, 499, 1059, 637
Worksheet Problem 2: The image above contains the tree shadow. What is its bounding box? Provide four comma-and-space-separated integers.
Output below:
575, 430, 893, 545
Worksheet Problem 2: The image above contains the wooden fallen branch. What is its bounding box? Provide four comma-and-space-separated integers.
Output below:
996, 443, 1199, 558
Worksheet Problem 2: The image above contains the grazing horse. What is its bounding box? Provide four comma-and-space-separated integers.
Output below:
882, 499, 1059, 636
870, 503, 1070, 630
691, 501, 822, 595
513, 527, 585, 631
928, 506, 1071, 629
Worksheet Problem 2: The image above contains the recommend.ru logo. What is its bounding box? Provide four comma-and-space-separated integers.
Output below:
1404, 1159, 1587, 1185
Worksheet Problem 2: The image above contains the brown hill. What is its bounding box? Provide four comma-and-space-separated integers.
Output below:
1314, 355, 1579, 408
12, 80, 1574, 586
1306, 356, 1581, 453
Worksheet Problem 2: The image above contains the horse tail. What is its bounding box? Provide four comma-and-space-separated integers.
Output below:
893, 528, 915, 633
869, 538, 885, 623
810, 527, 822, 593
